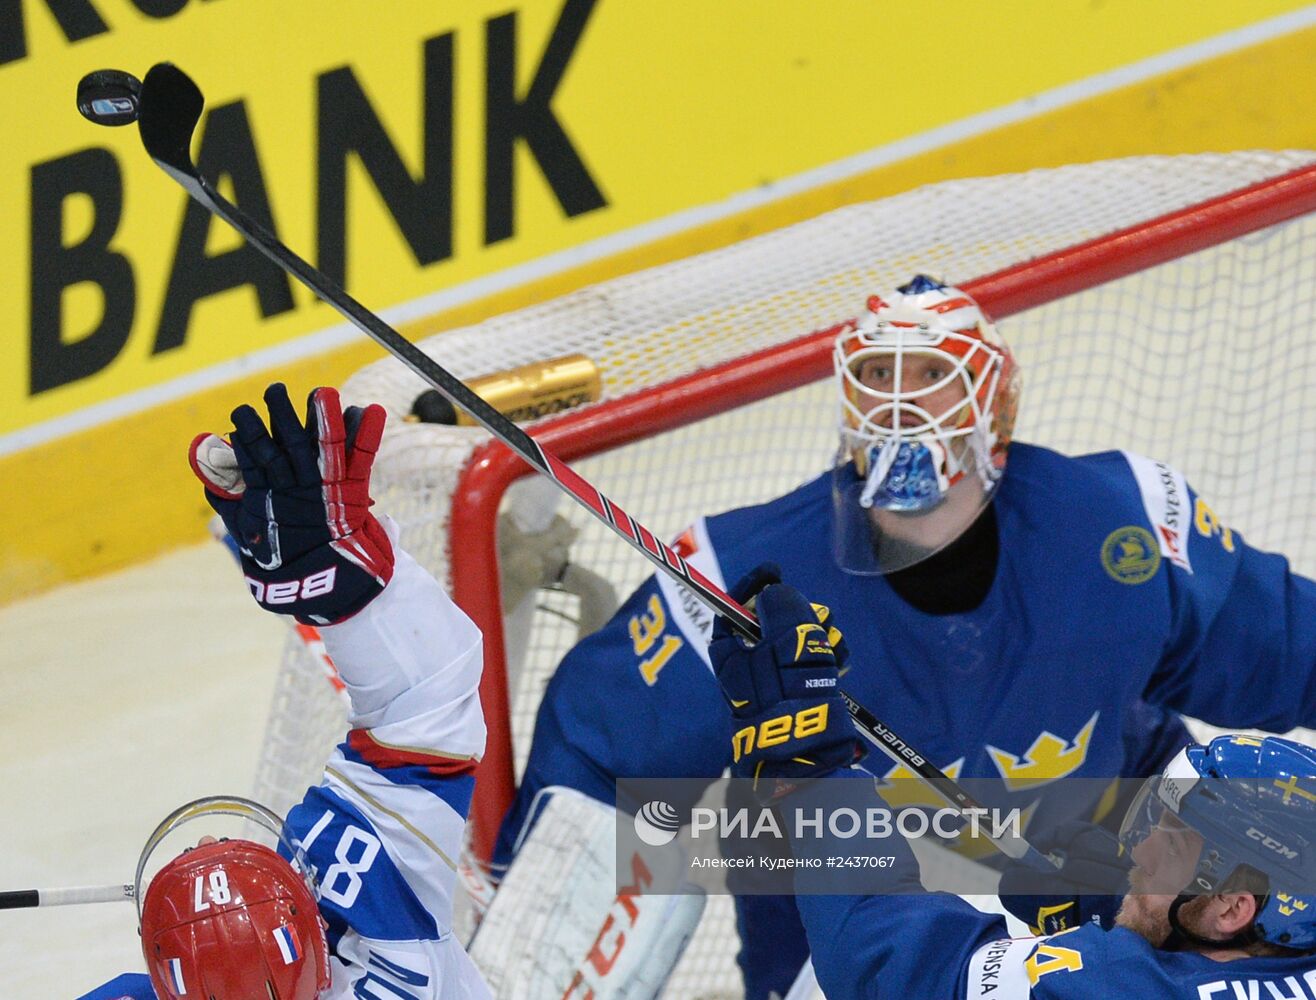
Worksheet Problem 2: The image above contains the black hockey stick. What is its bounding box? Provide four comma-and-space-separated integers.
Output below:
103, 62, 1054, 871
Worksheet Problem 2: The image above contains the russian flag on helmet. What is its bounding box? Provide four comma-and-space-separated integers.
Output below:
273, 923, 301, 965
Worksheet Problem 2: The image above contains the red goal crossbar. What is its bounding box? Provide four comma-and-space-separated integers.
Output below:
451, 160, 1316, 861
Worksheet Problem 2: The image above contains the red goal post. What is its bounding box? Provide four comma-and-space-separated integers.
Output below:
450, 153, 1316, 859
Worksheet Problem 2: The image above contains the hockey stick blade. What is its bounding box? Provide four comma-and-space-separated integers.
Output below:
128, 62, 1053, 871
0, 884, 134, 909
138, 63, 204, 183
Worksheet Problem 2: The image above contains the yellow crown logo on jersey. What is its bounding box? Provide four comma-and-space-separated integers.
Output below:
877, 758, 966, 809
986, 713, 1099, 791
878, 758, 1039, 860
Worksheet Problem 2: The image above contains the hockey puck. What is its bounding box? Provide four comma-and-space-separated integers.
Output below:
410, 389, 458, 425
76, 69, 143, 127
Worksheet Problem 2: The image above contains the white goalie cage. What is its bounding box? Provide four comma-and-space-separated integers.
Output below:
250, 151, 1316, 998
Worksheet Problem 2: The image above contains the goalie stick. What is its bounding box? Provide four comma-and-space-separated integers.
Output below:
91, 61, 1055, 872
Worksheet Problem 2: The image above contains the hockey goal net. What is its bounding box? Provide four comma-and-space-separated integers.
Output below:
252, 150, 1316, 997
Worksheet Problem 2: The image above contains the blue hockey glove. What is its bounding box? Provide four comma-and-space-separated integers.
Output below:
710, 564, 865, 799
997, 820, 1130, 933
188, 383, 394, 625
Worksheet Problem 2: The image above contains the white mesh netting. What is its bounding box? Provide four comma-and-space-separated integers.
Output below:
251, 151, 1316, 998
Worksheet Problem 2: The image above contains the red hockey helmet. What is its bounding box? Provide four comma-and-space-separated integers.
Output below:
136, 797, 331, 1000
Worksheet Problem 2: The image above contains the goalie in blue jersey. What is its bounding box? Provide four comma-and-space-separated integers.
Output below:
495, 275, 1316, 998
81, 384, 490, 1000
707, 574, 1316, 999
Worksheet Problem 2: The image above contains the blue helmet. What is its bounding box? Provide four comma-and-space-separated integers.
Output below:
1119, 735, 1316, 949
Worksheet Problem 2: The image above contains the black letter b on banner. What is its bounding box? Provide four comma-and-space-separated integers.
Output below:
29, 148, 136, 395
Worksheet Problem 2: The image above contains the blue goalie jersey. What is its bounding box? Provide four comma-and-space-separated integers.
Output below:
496, 443, 1316, 996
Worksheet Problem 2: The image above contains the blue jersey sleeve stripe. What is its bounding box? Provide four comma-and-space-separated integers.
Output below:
74, 973, 156, 1000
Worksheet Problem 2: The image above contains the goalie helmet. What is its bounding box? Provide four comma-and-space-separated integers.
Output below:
1119, 735, 1316, 950
136, 797, 331, 1000
831, 275, 1019, 573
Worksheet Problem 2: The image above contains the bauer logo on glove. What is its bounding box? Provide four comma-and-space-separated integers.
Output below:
710, 563, 866, 798
731, 704, 831, 763
189, 383, 394, 625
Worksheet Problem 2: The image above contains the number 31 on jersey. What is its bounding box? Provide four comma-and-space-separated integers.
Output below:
629, 594, 684, 686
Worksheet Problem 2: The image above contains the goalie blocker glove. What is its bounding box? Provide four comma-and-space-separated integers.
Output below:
189, 382, 394, 625
710, 563, 866, 799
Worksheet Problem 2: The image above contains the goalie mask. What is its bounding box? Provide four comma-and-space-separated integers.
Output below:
832, 275, 1019, 574
1119, 736, 1316, 950
136, 796, 332, 1000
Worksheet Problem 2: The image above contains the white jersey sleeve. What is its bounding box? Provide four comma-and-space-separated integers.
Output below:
283, 531, 491, 999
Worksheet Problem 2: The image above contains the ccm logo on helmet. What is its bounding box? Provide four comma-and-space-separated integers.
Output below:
245, 567, 337, 604
1248, 827, 1300, 860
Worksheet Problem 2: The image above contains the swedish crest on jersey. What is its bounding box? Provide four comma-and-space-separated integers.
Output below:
1100, 525, 1161, 585
986, 712, 1100, 792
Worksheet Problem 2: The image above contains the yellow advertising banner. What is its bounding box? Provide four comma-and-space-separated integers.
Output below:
4, 0, 1316, 599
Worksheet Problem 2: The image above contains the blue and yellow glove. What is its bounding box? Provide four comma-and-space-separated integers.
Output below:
710, 564, 866, 799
